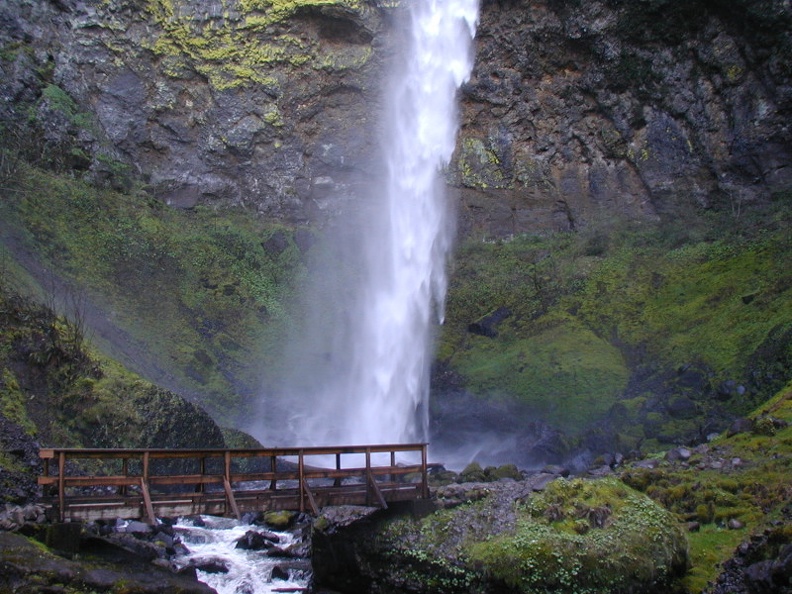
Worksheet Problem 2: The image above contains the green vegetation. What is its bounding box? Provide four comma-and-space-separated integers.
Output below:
0, 278, 226, 450
440, 200, 791, 443
1, 161, 307, 424
39, 84, 95, 132
469, 478, 687, 593
620, 380, 792, 591
371, 477, 687, 593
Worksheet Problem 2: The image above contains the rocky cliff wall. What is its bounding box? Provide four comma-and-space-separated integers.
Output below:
1, 0, 394, 221
1, 0, 790, 232
457, 0, 792, 236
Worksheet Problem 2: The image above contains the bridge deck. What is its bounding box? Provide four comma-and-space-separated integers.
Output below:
38, 444, 429, 524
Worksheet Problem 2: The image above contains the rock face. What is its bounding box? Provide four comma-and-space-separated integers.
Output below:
0, 530, 215, 594
0, 0, 393, 221
2, 0, 790, 233
456, 0, 792, 236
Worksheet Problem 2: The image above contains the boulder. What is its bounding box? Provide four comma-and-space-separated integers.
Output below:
467, 307, 511, 338
313, 477, 688, 594
235, 529, 279, 551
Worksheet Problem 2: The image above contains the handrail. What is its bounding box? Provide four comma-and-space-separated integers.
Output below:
38, 443, 430, 523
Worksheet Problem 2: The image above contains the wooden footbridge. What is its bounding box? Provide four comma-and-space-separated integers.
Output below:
38, 444, 429, 524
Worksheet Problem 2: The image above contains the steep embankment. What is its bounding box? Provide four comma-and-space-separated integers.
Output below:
0, 163, 306, 425
433, 201, 791, 466
311, 380, 792, 594
0, 274, 229, 503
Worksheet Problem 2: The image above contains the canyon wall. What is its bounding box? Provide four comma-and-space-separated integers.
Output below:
2, 0, 790, 234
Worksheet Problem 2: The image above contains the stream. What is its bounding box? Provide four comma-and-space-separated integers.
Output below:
171, 516, 311, 594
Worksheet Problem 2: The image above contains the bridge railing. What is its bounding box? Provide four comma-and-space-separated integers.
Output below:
38, 444, 429, 523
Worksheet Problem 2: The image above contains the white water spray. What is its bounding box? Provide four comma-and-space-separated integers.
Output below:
260, 0, 479, 447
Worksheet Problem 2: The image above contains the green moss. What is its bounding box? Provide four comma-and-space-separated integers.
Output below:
261, 510, 296, 529
441, 206, 791, 441
0, 369, 36, 435
1, 162, 305, 424
575, 236, 791, 377
454, 321, 629, 433
39, 85, 95, 131
684, 524, 745, 592
465, 478, 687, 593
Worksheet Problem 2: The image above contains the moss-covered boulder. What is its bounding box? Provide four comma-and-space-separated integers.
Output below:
312, 477, 688, 594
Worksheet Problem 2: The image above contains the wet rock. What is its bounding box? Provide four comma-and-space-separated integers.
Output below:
467, 306, 511, 338
525, 472, 558, 492
666, 447, 692, 462
707, 525, 792, 594
271, 565, 290, 581
259, 511, 297, 529
518, 421, 572, 464
668, 396, 698, 419
0, 531, 214, 593
587, 465, 614, 477
191, 557, 229, 574
717, 380, 746, 401
541, 464, 570, 477
633, 458, 660, 469
235, 529, 279, 550
728, 417, 755, 437
122, 520, 152, 534
0, 415, 41, 504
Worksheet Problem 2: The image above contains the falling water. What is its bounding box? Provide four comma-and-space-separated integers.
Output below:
260, 0, 479, 448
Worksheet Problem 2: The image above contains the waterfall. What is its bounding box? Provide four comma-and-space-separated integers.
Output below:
258, 0, 479, 448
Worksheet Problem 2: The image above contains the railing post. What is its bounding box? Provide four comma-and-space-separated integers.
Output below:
197, 456, 206, 493
421, 444, 428, 499
121, 457, 128, 496
142, 451, 150, 483
298, 450, 305, 513
334, 452, 342, 487
365, 448, 372, 506
269, 455, 277, 490
142, 450, 151, 513
390, 450, 396, 483
58, 451, 65, 522
223, 451, 240, 520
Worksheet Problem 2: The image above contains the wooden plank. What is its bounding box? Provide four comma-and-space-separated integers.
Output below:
367, 473, 388, 509
301, 479, 319, 516
223, 478, 241, 520
140, 478, 156, 525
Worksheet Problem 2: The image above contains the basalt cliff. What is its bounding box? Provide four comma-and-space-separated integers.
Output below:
2, 0, 790, 227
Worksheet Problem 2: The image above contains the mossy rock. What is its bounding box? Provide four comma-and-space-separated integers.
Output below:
459, 461, 486, 482
452, 320, 630, 434
261, 510, 296, 529
469, 478, 688, 593
312, 477, 688, 594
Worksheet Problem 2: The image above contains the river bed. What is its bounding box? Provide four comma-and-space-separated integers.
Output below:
172, 516, 311, 594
